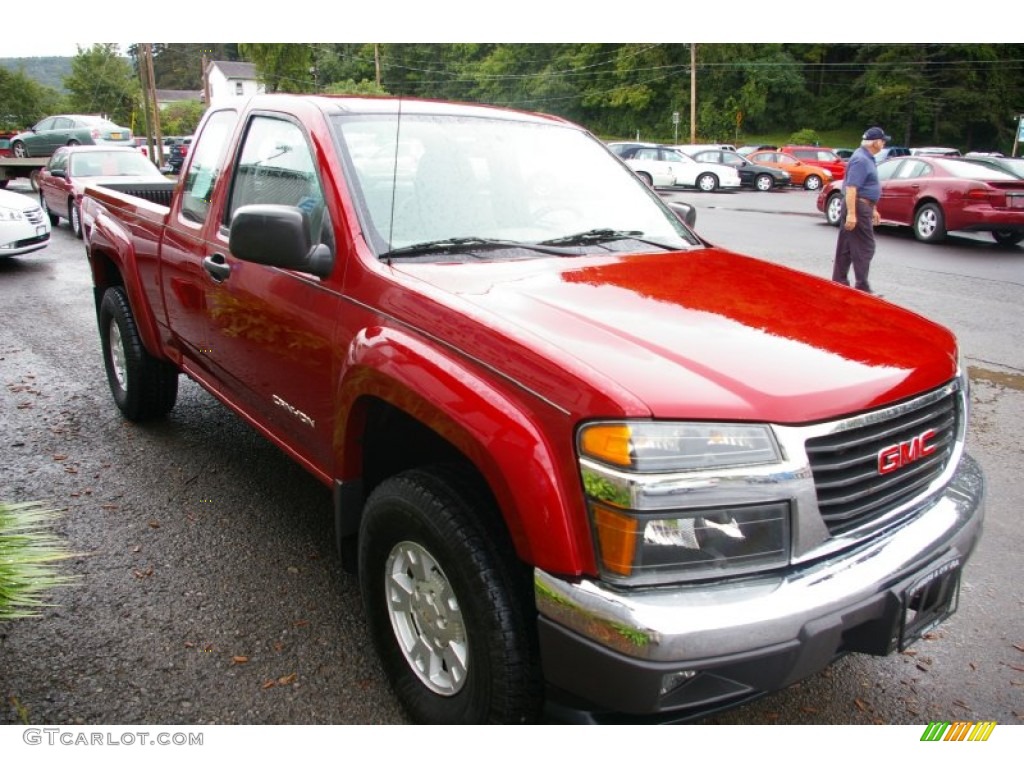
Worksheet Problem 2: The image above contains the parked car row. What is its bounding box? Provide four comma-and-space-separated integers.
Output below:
817, 155, 1024, 246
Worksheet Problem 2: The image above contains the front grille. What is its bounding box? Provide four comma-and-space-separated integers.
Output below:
24, 206, 44, 225
806, 388, 959, 535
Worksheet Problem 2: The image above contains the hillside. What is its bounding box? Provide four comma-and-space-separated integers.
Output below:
0, 57, 73, 92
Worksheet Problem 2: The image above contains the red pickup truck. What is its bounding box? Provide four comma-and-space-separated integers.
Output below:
82, 94, 984, 724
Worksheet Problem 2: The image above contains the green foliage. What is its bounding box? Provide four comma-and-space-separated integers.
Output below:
158, 100, 206, 136
0, 66, 63, 131
0, 502, 77, 621
323, 79, 389, 96
238, 43, 314, 94
64, 44, 139, 127
789, 128, 821, 145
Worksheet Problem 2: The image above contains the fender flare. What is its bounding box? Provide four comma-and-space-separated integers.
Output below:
335, 325, 592, 575
84, 197, 166, 359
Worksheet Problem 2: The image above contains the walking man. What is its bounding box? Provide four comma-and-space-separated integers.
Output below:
832, 126, 890, 293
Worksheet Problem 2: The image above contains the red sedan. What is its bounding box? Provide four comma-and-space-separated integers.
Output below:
816, 155, 1024, 246
37, 145, 166, 238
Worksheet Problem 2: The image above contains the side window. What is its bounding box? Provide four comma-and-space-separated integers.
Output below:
180, 109, 238, 225
226, 116, 330, 252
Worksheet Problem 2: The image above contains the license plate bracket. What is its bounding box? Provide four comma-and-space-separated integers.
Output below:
898, 555, 961, 651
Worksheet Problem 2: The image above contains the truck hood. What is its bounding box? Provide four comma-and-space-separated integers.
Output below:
395, 247, 958, 424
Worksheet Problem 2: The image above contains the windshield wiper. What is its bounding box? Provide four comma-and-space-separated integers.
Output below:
382, 237, 571, 260
537, 228, 676, 249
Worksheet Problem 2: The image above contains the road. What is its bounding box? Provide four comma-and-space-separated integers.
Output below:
0, 180, 1021, 727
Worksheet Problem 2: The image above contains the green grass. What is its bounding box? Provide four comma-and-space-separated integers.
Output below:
0, 501, 77, 620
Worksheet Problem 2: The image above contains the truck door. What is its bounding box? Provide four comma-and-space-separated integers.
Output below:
204, 113, 340, 474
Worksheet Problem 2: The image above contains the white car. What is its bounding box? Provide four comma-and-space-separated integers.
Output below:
0, 189, 51, 258
608, 142, 741, 192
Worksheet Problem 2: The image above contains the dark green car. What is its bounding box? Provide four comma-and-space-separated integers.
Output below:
10, 115, 133, 158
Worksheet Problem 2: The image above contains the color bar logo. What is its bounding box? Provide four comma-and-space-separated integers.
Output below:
921, 721, 997, 741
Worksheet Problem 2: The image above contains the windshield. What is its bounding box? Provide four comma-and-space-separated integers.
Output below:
70, 151, 164, 177
333, 112, 699, 259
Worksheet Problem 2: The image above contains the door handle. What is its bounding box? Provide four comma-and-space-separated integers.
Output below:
203, 253, 231, 282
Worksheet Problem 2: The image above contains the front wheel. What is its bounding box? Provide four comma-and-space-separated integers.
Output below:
913, 202, 946, 243
98, 287, 179, 421
825, 192, 843, 226
804, 174, 823, 191
40, 194, 59, 226
992, 230, 1023, 247
696, 173, 718, 193
359, 467, 541, 724
12, 140, 27, 158
69, 200, 83, 238
754, 173, 774, 192
635, 171, 653, 187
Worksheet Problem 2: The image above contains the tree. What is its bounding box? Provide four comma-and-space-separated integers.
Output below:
238, 43, 314, 93
63, 44, 139, 126
159, 100, 206, 136
0, 66, 63, 131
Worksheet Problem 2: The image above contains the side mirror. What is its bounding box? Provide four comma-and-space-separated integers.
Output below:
228, 204, 334, 279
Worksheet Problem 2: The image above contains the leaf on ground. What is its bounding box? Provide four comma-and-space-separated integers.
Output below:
261, 679, 276, 690
148, 520, 160, 528
232, 655, 249, 664
854, 698, 870, 712
277, 673, 296, 685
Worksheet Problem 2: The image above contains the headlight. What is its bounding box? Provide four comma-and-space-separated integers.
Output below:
578, 421, 791, 585
0, 206, 26, 222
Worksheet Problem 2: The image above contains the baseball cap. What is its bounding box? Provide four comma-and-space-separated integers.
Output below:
863, 127, 891, 141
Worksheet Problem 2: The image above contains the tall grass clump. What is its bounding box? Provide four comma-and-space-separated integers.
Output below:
0, 502, 76, 620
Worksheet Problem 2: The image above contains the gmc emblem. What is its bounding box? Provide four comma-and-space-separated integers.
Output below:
878, 429, 938, 474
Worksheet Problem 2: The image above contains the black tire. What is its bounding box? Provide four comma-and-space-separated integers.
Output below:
991, 230, 1023, 247
825, 192, 843, 226
696, 172, 718, 192
12, 140, 27, 158
69, 200, 83, 238
0, 179, 8, 189
635, 171, 653, 187
358, 467, 542, 724
754, 173, 774, 192
67, 139, 80, 147
40, 194, 59, 226
803, 174, 823, 191
913, 202, 946, 243
98, 287, 179, 421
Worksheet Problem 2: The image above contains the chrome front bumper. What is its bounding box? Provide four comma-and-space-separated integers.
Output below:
535, 453, 984, 716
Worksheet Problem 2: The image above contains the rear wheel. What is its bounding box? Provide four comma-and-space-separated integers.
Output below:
12, 140, 27, 158
913, 202, 946, 243
697, 173, 719, 192
804, 174, 823, 191
754, 173, 774, 192
67, 139, 80, 147
992, 230, 1023, 247
359, 467, 541, 724
825, 192, 843, 226
98, 287, 179, 421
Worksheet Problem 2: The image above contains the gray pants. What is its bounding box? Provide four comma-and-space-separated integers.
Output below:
832, 198, 876, 292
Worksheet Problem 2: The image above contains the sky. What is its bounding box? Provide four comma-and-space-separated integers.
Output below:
0, 3, 1003, 59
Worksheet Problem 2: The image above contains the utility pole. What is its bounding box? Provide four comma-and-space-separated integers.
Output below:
202, 54, 210, 106
690, 44, 697, 144
144, 44, 165, 166
375, 44, 382, 88
137, 44, 156, 163
1013, 112, 1024, 158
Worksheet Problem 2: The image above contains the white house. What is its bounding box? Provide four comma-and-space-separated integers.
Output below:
205, 61, 264, 105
